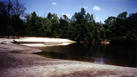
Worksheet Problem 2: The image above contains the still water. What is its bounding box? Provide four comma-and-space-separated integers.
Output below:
37, 40, 137, 67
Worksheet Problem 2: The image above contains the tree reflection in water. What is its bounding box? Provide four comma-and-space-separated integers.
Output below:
37, 40, 137, 67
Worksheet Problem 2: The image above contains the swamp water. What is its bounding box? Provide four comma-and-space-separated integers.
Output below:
36, 40, 137, 67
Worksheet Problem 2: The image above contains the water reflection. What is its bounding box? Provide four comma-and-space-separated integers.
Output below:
94, 58, 105, 64
37, 40, 137, 67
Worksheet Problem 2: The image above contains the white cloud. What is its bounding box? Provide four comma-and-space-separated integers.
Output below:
93, 5, 101, 11
52, 2, 56, 6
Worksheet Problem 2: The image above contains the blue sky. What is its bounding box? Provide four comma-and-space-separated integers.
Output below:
1, 0, 137, 22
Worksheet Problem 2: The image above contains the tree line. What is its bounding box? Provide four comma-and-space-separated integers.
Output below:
0, 0, 137, 43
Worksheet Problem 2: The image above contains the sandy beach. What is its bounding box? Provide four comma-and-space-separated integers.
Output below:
0, 37, 137, 77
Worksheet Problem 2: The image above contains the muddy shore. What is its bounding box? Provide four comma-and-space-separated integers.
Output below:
0, 38, 137, 77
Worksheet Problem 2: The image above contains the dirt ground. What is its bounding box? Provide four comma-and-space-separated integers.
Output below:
0, 38, 137, 77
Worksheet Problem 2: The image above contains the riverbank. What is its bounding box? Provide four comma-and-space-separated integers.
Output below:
0, 37, 137, 77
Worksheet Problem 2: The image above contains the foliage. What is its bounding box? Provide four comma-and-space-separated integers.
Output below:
0, 1, 137, 43
0, 0, 25, 36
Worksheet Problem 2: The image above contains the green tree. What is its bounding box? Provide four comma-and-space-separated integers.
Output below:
70, 8, 96, 43
25, 12, 43, 36
104, 16, 116, 39
113, 12, 128, 39
126, 13, 137, 39
117, 11, 127, 20
10, 0, 26, 35
0, 1, 14, 36
50, 13, 59, 37
42, 18, 52, 36
104, 11, 137, 40
58, 15, 70, 38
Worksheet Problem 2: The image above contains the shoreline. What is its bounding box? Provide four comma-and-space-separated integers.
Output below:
0, 37, 137, 77
14, 37, 76, 47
